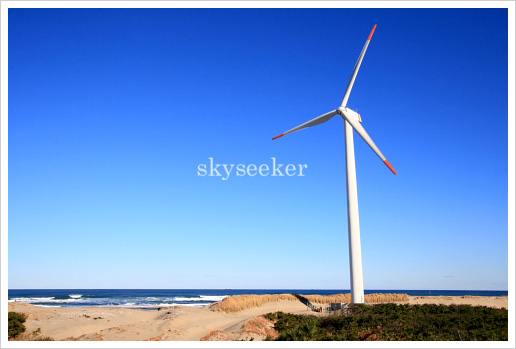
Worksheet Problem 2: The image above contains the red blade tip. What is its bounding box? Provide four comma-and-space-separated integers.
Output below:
272, 133, 284, 140
368, 24, 377, 40
384, 159, 397, 175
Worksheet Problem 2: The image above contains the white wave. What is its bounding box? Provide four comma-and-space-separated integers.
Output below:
9, 297, 86, 304
9, 297, 55, 303
38, 298, 86, 303
171, 295, 227, 302
199, 295, 228, 302
69, 294, 82, 299
97, 302, 211, 308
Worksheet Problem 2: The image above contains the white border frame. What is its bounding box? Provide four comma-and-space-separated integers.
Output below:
1, 1, 514, 348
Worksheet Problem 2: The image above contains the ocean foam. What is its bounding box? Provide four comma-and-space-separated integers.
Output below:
199, 295, 228, 302
8, 293, 226, 308
9, 297, 86, 303
9, 297, 56, 303
96, 302, 212, 308
171, 295, 227, 302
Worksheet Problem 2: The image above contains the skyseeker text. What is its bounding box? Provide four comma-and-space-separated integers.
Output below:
197, 158, 308, 180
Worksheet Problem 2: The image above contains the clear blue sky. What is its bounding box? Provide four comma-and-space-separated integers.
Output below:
8, 8, 508, 290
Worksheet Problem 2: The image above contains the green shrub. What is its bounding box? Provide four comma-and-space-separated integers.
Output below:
264, 312, 278, 321
8, 312, 27, 339
270, 304, 508, 341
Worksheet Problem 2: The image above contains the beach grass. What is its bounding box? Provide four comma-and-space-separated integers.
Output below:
210, 293, 410, 313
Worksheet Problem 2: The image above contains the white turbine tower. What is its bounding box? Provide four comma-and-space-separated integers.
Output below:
272, 25, 397, 304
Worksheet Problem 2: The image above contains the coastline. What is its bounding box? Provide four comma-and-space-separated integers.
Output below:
8, 294, 508, 341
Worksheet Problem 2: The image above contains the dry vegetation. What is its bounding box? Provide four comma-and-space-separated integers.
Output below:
210, 294, 298, 313
461, 295, 508, 300
210, 293, 410, 313
365, 293, 410, 303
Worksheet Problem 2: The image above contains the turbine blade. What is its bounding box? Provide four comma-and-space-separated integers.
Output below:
342, 111, 397, 175
340, 25, 377, 108
272, 110, 338, 140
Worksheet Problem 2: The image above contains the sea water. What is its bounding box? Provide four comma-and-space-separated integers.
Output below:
8, 289, 508, 308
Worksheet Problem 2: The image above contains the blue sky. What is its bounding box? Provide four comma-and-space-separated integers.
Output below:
8, 8, 508, 290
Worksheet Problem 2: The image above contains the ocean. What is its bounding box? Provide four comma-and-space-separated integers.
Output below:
8, 289, 508, 308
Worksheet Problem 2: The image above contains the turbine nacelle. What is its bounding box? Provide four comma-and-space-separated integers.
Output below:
338, 107, 362, 123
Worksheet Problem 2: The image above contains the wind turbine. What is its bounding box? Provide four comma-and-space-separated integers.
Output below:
272, 25, 397, 304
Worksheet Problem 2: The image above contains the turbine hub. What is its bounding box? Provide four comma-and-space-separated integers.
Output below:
338, 107, 362, 123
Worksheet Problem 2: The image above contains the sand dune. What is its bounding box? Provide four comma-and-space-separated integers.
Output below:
210, 293, 410, 313
398, 295, 508, 309
8, 295, 508, 341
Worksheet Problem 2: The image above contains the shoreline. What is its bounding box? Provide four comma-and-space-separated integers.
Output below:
8, 290, 508, 309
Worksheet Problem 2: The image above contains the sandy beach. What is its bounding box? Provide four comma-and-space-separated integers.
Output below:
8, 295, 508, 341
